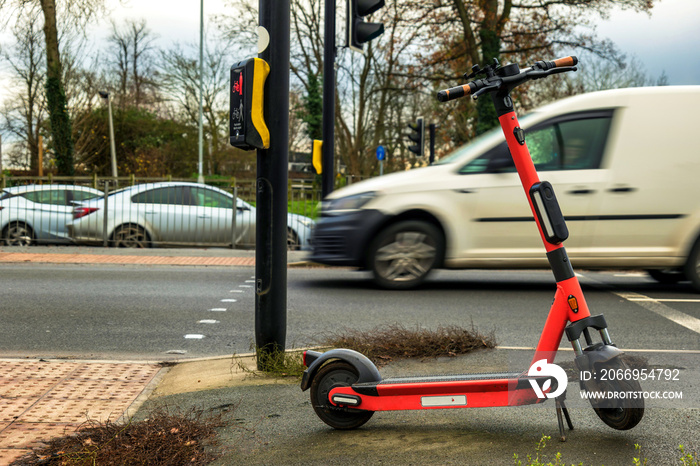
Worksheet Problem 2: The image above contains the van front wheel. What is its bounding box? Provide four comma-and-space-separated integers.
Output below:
684, 238, 700, 293
369, 220, 444, 290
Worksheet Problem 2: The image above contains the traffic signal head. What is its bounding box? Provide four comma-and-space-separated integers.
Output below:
407, 117, 424, 157
347, 0, 385, 53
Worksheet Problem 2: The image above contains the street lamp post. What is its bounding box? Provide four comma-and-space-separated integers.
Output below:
98, 91, 118, 180
197, 0, 205, 184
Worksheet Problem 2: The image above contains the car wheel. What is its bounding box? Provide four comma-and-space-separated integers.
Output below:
369, 220, 444, 290
287, 227, 300, 251
3, 222, 34, 246
684, 238, 700, 293
646, 268, 686, 284
111, 224, 151, 248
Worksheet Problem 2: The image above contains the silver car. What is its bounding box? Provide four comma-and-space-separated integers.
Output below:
67, 182, 315, 249
0, 184, 103, 246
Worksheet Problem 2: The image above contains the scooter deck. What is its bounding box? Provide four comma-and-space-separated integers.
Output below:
330, 371, 545, 411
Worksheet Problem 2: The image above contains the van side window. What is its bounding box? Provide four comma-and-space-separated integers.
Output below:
459, 111, 613, 174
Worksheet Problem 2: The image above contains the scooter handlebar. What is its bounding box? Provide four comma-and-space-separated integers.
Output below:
533, 56, 578, 71
437, 83, 473, 102
437, 56, 578, 103
553, 56, 578, 67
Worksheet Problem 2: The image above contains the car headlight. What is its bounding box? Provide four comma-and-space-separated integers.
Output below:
324, 191, 377, 214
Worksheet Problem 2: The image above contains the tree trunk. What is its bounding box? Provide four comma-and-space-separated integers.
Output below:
40, 0, 74, 175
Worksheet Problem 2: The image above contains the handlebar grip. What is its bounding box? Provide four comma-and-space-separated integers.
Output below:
552, 56, 578, 68
437, 83, 473, 102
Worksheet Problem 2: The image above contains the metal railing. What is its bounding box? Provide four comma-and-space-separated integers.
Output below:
0, 176, 321, 250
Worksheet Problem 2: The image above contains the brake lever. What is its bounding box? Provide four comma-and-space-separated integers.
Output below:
528, 66, 578, 80
472, 82, 502, 100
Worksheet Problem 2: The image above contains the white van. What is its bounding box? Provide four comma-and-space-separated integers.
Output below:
309, 86, 700, 290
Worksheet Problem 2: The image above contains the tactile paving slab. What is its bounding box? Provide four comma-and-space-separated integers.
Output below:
0, 360, 161, 463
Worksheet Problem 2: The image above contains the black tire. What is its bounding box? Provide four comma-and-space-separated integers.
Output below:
587, 357, 644, 430
684, 238, 700, 293
3, 222, 34, 246
310, 361, 374, 430
368, 220, 444, 290
646, 268, 686, 284
287, 227, 300, 251
111, 224, 151, 248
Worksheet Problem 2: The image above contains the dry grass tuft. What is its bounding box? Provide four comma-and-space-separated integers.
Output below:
12, 407, 221, 466
320, 323, 497, 365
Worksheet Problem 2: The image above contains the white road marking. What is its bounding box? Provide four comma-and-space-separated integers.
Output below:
209, 308, 227, 312
239, 285, 253, 288
198, 320, 220, 324
184, 334, 205, 339
230, 290, 244, 293
221, 299, 237, 302
626, 298, 700, 303
615, 291, 700, 335
245, 280, 255, 283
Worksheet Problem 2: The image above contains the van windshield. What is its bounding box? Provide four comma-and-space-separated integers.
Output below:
434, 113, 535, 165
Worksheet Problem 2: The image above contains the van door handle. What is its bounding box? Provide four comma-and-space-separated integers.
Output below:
567, 189, 595, 195
608, 187, 636, 193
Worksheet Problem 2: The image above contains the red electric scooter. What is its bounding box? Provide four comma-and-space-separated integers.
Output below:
301, 56, 644, 439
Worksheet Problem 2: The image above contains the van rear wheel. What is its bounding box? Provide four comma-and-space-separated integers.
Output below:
684, 238, 700, 293
369, 220, 444, 290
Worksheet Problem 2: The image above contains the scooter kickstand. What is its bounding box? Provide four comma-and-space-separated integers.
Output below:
555, 394, 574, 442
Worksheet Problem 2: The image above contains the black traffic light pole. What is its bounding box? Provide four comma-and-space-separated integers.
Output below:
322, 0, 385, 198
321, 0, 336, 199
255, 0, 290, 365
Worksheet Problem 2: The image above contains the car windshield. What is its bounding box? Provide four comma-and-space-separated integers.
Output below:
434, 113, 536, 166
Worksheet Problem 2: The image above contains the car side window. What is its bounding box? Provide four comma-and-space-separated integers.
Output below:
459, 111, 613, 174
132, 187, 190, 205
192, 188, 233, 209
71, 190, 100, 202
22, 189, 68, 205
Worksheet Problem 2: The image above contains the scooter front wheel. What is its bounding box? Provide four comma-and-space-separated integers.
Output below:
590, 358, 644, 430
310, 361, 374, 429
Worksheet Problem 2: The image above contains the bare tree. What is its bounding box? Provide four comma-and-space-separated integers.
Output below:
407, 0, 655, 133
0, 11, 46, 172
1, 0, 110, 174
108, 18, 159, 108
158, 28, 233, 175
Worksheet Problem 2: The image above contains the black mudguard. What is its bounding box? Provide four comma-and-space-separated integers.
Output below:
300, 348, 382, 392
575, 343, 625, 408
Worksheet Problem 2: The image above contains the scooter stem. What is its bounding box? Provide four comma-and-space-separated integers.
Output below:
497, 110, 592, 364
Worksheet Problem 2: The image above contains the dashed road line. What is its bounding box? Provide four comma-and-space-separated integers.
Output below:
208, 308, 227, 312
184, 334, 205, 339
221, 299, 237, 302
198, 320, 220, 324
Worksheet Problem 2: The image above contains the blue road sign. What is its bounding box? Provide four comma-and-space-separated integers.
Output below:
376, 145, 386, 161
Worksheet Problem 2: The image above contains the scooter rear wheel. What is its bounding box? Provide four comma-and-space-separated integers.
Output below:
590, 358, 644, 430
310, 361, 374, 429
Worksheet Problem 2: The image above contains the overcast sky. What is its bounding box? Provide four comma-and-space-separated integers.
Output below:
1, 0, 699, 104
